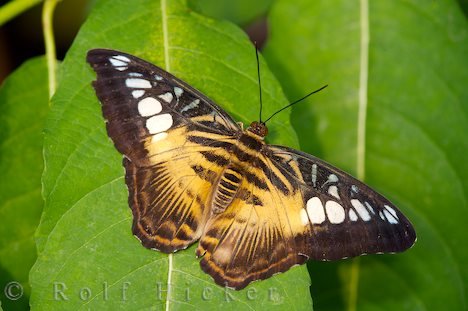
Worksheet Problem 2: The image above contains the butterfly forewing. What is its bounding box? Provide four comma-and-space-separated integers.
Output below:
87, 49, 416, 290
87, 49, 239, 167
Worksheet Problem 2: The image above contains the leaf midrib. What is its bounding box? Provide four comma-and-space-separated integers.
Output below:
348, 0, 370, 310
160, 1, 174, 310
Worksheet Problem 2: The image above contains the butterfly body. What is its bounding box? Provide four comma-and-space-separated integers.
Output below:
87, 49, 416, 290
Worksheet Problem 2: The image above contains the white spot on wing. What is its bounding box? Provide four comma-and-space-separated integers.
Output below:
158, 92, 173, 103
351, 185, 359, 193
138, 97, 162, 117
126, 78, 152, 89
109, 55, 130, 71
113, 55, 130, 62
384, 205, 398, 219
328, 185, 340, 199
328, 174, 338, 183
300, 209, 309, 226
181, 99, 200, 112
174, 87, 183, 99
383, 210, 399, 224
323, 173, 339, 188
151, 132, 168, 143
365, 201, 376, 214
109, 58, 126, 67
132, 90, 145, 98
351, 199, 371, 221
306, 197, 325, 224
349, 209, 358, 221
155, 75, 163, 81
128, 72, 143, 77
311, 164, 317, 187
325, 201, 345, 224
146, 113, 173, 134
379, 211, 386, 220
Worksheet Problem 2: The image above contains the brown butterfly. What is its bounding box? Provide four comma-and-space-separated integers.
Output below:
87, 48, 416, 290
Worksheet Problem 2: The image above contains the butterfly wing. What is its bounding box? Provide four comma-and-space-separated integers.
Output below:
267, 145, 416, 259
197, 144, 416, 289
87, 49, 239, 252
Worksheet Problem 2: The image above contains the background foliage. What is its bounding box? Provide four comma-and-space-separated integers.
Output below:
0, 57, 50, 310
0, 0, 466, 310
264, 1, 468, 310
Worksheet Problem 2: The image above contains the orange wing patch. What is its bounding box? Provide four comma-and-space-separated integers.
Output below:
127, 125, 236, 253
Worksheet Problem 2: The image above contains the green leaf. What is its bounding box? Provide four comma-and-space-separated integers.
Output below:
264, 0, 468, 310
188, 0, 274, 26
0, 57, 50, 310
30, 0, 312, 309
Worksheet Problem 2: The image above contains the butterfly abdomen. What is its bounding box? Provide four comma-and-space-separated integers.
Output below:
212, 167, 242, 214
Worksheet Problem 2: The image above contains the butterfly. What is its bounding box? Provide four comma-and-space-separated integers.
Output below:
87, 48, 416, 290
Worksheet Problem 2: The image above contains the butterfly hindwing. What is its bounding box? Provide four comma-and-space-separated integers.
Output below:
123, 147, 226, 252
196, 156, 309, 289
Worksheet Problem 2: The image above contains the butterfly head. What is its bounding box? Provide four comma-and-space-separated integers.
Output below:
247, 121, 268, 138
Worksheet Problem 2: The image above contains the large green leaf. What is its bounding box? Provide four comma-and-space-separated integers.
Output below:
264, 0, 467, 310
0, 57, 50, 310
30, 0, 312, 309
188, 0, 274, 26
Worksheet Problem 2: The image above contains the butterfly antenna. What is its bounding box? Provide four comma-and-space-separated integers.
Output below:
263, 84, 328, 124
255, 43, 264, 123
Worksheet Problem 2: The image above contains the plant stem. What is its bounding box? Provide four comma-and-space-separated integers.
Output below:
42, 0, 60, 100
0, 0, 42, 26
347, 257, 360, 311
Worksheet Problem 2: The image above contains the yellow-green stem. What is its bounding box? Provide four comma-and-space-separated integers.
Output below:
0, 0, 42, 26
42, 0, 60, 100
347, 258, 360, 311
